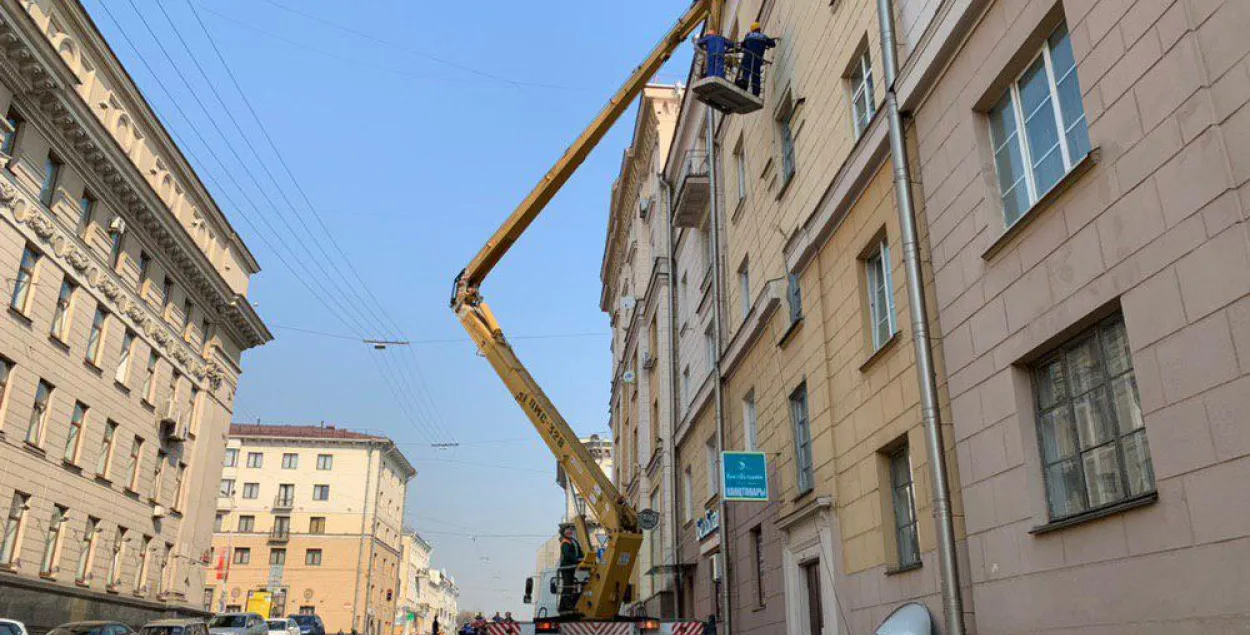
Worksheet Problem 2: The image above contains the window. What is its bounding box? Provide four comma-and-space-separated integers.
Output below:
224, 448, 238, 468
1033, 315, 1153, 520
850, 50, 876, 138
115, 330, 136, 384
40, 154, 62, 206
63, 401, 88, 464
681, 366, 691, 405
0, 492, 28, 565
706, 437, 720, 497
142, 351, 159, 403
108, 528, 126, 586
1, 108, 22, 155
316, 454, 333, 470
85, 308, 108, 366
78, 193, 95, 234
233, 548, 251, 565
97, 420, 118, 476
752, 526, 765, 606
162, 277, 174, 310
733, 142, 747, 204
153, 450, 167, 504
166, 370, 181, 408
277, 484, 295, 507
133, 536, 153, 593
682, 467, 694, 522
214, 513, 224, 532
269, 548, 286, 566
11, 245, 39, 313
242, 483, 259, 500
704, 325, 716, 369
865, 238, 896, 350
737, 258, 752, 320
889, 445, 920, 568
187, 386, 199, 433
219, 479, 235, 497
125, 436, 144, 491
40, 504, 67, 576
173, 462, 186, 510
282, 453, 298, 469
742, 390, 758, 451
802, 560, 824, 635
27, 379, 53, 446
50, 279, 76, 341
777, 98, 797, 185
246, 452, 263, 468
787, 272, 803, 323
304, 549, 322, 566
790, 383, 814, 494
237, 516, 254, 533
312, 485, 330, 501
0, 359, 11, 419
137, 252, 151, 292
182, 299, 194, 335
75, 516, 98, 583
107, 228, 124, 270
273, 516, 291, 539
987, 22, 1091, 226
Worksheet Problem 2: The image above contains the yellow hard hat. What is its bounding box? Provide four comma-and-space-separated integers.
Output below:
751, 22, 761, 31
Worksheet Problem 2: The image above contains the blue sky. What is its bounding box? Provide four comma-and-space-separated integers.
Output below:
83, 0, 694, 617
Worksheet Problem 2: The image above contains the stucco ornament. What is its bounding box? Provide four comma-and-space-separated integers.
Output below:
26, 212, 55, 240
0, 181, 17, 206
67, 247, 90, 272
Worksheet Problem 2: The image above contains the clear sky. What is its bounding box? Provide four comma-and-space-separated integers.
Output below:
82, 0, 695, 619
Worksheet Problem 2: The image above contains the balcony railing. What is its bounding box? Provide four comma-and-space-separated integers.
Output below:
273, 494, 294, 510
691, 46, 768, 115
268, 527, 291, 543
672, 150, 710, 227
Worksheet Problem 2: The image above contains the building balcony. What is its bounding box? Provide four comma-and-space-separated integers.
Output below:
273, 495, 294, 511
268, 528, 291, 543
672, 150, 709, 228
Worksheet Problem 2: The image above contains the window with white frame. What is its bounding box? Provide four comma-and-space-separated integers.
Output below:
777, 98, 797, 185
1033, 314, 1154, 520
738, 258, 751, 319
282, 453, 298, 469
742, 390, 758, 452
787, 272, 803, 323
706, 437, 720, 497
316, 454, 333, 470
63, 401, 88, 464
865, 238, 896, 350
75, 516, 98, 583
246, 452, 263, 468
733, 141, 747, 204
116, 330, 136, 384
85, 308, 108, 366
11, 245, 39, 313
27, 379, 53, 446
704, 325, 716, 370
988, 22, 1091, 226
0, 491, 28, 566
850, 49, 875, 138
40, 504, 66, 576
790, 383, 814, 494
97, 421, 118, 476
50, 280, 75, 341
888, 445, 920, 568
241, 483, 259, 500
224, 448, 238, 468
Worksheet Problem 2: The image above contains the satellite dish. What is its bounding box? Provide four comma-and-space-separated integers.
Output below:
875, 602, 932, 635
638, 508, 660, 530
620, 296, 637, 310
622, 370, 637, 384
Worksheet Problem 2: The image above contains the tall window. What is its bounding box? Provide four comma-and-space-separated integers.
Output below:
738, 258, 751, 319
232, 548, 250, 565
242, 483, 259, 500
282, 453, 298, 469
153, 450, 167, 504
312, 485, 330, 501
63, 401, 88, 464
704, 325, 716, 370
85, 308, 108, 366
50, 279, 76, 341
115, 330, 136, 384
277, 484, 295, 506
11, 245, 39, 313
0, 492, 28, 565
865, 238, 896, 350
108, 229, 124, 270
125, 436, 144, 491
776, 98, 797, 185
224, 448, 239, 468
802, 561, 823, 635
305, 549, 322, 566
237, 516, 254, 533
173, 462, 186, 510
790, 383, 814, 494
742, 391, 758, 452
97, 421, 118, 476
246, 452, 263, 468
1, 108, 22, 155
787, 272, 803, 323
134, 536, 152, 592
161, 276, 174, 311
272, 516, 291, 539
682, 467, 694, 522
40, 154, 62, 206
889, 445, 920, 568
269, 548, 286, 566
316, 454, 333, 470
733, 142, 747, 204
27, 379, 54, 446
1033, 315, 1153, 520
75, 516, 98, 583
752, 526, 765, 607
850, 50, 876, 138
78, 193, 95, 234
308, 517, 326, 534
0, 359, 11, 420
142, 351, 159, 403
218, 479, 235, 498
182, 299, 194, 335
108, 527, 126, 587
988, 22, 1090, 226
40, 504, 67, 576
706, 437, 720, 497
214, 513, 224, 532
137, 252, 151, 293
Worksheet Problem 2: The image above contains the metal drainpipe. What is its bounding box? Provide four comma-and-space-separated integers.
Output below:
874, 0, 966, 633
659, 172, 684, 616
705, 107, 732, 635
353, 445, 377, 632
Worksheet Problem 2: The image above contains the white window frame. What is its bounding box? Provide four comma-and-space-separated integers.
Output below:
742, 390, 758, 452
865, 238, 897, 350
738, 258, 751, 320
850, 49, 875, 138
706, 437, 720, 497
733, 142, 747, 204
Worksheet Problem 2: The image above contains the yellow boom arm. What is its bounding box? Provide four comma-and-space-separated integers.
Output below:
450, 1, 712, 620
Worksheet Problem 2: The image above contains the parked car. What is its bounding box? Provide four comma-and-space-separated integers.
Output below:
207, 614, 266, 635
140, 619, 209, 635
0, 620, 29, 635
265, 619, 299, 635
47, 623, 135, 635
285, 616, 323, 635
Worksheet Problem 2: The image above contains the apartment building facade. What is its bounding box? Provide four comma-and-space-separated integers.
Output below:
396, 532, 457, 635
534, 436, 614, 583
209, 425, 414, 635
0, 0, 270, 628
600, 84, 682, 617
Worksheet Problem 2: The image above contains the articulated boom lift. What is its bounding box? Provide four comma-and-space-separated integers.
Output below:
450, 0, 722, 623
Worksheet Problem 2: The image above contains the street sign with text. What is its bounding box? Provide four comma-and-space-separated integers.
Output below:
722, 451, 769, 501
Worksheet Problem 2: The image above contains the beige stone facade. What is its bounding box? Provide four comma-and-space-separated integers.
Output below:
0, 0, 269, 629
396, 532, 457, 635
208, 425, 414, 635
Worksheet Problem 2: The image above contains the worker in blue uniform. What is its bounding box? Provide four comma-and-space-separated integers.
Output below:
737, 22, 776, 96
697, 28, 733, 79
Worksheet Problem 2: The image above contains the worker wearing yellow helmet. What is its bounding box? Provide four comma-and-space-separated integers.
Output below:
737, 21, 776, 96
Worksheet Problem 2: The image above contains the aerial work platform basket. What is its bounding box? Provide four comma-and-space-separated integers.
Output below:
691, 47, 767, 114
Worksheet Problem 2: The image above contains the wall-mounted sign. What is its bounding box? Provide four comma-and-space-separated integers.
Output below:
695, 508, 720, 541
722, 451, 769, 501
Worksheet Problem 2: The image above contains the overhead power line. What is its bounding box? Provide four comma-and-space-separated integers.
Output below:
269, 323, 610, 344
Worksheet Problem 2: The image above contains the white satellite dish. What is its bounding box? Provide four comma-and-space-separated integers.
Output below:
620, 296, 637, 310
875, 602, 932, 635
622, 370, 637, 384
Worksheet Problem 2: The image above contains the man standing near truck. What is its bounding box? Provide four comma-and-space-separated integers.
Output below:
557, 524, 585, 613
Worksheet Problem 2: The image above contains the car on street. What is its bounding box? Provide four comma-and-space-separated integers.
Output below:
47, 622, 136, 635
207, 614, 266, 635
265, 620, 299, 635
285, 616, 323, 635
0, 620, 29, 635
140, 619, 210, 635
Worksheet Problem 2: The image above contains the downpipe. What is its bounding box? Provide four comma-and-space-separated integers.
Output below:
875, 0, 967, 633
705, 107, 732, 635
660, 173, 684, 614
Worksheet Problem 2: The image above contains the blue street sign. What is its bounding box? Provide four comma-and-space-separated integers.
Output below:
722, 451, 769, 501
